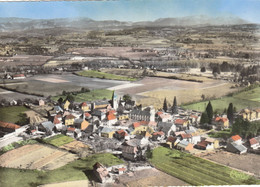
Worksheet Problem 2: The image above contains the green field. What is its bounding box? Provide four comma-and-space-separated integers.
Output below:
0, 106, 29, 124
0, 153, 124, 187
183, 87, 260, 113
150, 147, 259, 186
0, 140, 37, 154
43, 134, 74, 147
77, 70, 137, 81
52, 89, 113, 102
208, 128, 232, 139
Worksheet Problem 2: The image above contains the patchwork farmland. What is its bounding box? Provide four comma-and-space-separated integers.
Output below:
0, 72, 129, 97
0, 144, 78, 170
150, 147, 260, 186
43, 134, 74, 147
183, 86, 260, 113
111, 76, 238, 109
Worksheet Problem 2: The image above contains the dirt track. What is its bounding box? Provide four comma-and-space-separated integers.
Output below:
114, 168, 188, 187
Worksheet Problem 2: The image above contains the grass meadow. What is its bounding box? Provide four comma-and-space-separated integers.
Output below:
43, 134, 74, 147
0, 153, 124, 187
52, 89, 113, 102
77, 70, 137, 81
0, 106, 29, 124
183, 86, 260, 113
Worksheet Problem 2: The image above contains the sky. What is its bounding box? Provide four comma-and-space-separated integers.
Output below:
0, 0, 259, 23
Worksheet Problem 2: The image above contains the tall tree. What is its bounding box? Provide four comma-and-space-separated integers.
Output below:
58, 97, 63, 106
172, 96, 178, 114
163, 97, 168, 112
206, 101, 213, 123
123, 94, 131, 102
227, 103, 234, 124
66, 94, 74, 103
200, 112, 209, 125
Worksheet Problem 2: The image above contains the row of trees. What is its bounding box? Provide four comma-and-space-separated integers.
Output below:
232, 118, 260, 139
163, 97, 178, 114
200, 101, 235, 124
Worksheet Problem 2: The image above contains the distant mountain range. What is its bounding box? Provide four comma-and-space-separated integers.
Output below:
0, 15, 252, 31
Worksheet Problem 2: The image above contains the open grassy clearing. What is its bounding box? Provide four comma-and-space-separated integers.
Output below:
208, 129, 232, 139
0, 153, 123, 187
43, 134, 74, 147
2, 80, 83, 97
52, 89, 113, 102
0, 106, 29, 124
101, 68, 148, 78
77, 70, 137, 81
150, 147, 260, 186
183, 86, 260, 113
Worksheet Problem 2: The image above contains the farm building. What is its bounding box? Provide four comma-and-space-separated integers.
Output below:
0, 121, 21, 136
64, 114, 76, 126
80, 102, 91, 112
100, 127, 115, 138
166, 136, 180, 148
39, 121, 54, 133
93, 162, 113, 183
12, 74, 26, 79
226, 142, 247, 154
249, 137, 260, 150
212, 116, 229, 130
157, 122, 176, 137
176, 140, 193, 151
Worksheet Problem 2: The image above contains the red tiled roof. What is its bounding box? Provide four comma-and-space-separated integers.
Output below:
153, 131, 164, 136
231, 135, 242, 141
133, 122, 141, 128
215, 117, 228, 122
108, 110, 116, 114
67, 127, 75, 131
118, 168, 126, 172
117, 129, 125, 134
249, 138, 258, 145
65, 114, 76, 120
167, 136, 177, 143
197, 140, 209, 148
85, 112, 91, 117
133, 121, 149, 128
13, 74, 25, 77
157, 111, 163, 115
81, 102, 87, 107
175, 119, 187, 125
107, 113, 116, 120
31, 129, 37, 133
181, 133, 192, 139
190, 115, 198, 118
0, 121, 20, 130
53, 117, 61, 124
117, 130, 128, 136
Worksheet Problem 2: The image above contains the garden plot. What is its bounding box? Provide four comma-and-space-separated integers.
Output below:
60, 140, 92, 157
0, 144, 78, 170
